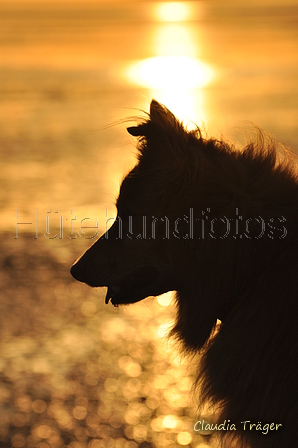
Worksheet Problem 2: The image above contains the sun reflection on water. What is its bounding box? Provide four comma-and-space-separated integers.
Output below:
127, 56, 213, 91
155, 2, 194, 22
126, 1, 213, 123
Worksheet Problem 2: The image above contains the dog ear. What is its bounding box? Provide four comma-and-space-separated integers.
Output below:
127, 125, 145, 137
150, 100, 177, 128
127, 100, 179, 138
149, 99, 165, 120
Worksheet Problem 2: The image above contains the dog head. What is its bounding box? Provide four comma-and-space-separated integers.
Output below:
71, 100, 290, 349
71, 101, 194, 305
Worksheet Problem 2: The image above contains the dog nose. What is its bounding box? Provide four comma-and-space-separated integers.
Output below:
70, 262, 85, 282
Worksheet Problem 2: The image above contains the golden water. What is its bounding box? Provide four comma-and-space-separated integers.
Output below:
0, 1, 297, 447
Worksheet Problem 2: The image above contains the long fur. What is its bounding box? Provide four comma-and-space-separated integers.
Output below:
71, 100, 298, 448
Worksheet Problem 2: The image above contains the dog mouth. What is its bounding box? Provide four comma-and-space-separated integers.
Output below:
104, 266, 168, 306
105, 284, 121, 305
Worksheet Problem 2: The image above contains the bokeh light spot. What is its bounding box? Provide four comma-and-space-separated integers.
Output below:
104, 378, 119, 392
32, 399, 47, 414
177, 431, 192, 445
163, 414, 178, 429
73, 405, 87, 421
81, 300, 97, 317
133, 424, 147, 441
151, 417, 164, 432
89, 440, 102, 448
124, 409, 140, 426
33, 424, 52, 439
16, 395, 32, 413
157, 321, 173, 338
110, 414, 124, 429
11, 434, 26, 448
157, 292, 173, 307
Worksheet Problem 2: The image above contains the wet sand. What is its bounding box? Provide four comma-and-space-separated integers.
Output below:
0, 234, 208, 448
